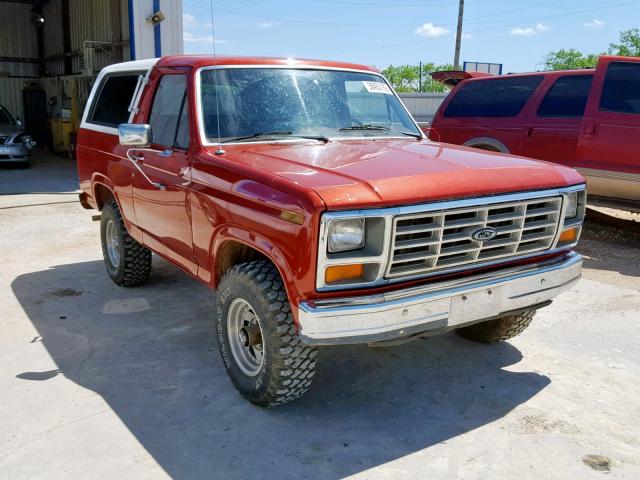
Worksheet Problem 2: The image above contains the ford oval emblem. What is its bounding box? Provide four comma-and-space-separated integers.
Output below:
471, 227, 498, 241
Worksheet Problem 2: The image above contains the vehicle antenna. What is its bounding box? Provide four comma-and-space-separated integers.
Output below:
210, 0, 224, 155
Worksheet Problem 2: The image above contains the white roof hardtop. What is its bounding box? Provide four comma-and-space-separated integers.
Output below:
80, 58, 159, 134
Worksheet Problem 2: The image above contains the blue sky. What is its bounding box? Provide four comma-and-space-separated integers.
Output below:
181, 0, 639, 73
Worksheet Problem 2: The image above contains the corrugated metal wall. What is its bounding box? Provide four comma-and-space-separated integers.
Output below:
42, 0, 65, 76
0, 78, 29, 120
0, 1, 39, 77
0, 0, 132, 128
42, 0, 127, 76
398, 93, 449, 123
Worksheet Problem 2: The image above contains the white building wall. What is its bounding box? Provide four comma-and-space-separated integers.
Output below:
130, 0, 183, 60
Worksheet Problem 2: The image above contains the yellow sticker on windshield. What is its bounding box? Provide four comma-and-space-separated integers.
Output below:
362, 81, 392, 95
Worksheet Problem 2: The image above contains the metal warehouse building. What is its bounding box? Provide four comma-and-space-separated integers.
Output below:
0, 0, 182, 158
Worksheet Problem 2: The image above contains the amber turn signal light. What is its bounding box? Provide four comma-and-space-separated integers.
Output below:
325, 264, 364, 284
558, 227, 579, 244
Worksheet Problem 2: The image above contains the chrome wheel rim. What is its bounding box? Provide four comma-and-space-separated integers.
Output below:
227, 298, 265, 377
105, 219, 120, 267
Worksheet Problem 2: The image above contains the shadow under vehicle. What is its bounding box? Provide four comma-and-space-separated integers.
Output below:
11, 257, 550, 479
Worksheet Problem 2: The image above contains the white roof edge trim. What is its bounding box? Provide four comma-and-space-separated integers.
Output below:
80, 58, 159, 132
99, 58, 159, 74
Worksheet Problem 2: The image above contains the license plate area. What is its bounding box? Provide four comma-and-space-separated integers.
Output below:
449, 286, 505, 325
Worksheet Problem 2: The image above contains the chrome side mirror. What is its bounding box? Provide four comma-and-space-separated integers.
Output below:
119, 123, 152, 147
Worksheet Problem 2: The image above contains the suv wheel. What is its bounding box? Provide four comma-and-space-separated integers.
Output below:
456, 310, 536, 343
216, 260, 317, 407
100, 199, 152, 286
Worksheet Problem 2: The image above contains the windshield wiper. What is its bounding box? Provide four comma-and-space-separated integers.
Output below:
223, 131, 329, 143
339, 124, 422, 139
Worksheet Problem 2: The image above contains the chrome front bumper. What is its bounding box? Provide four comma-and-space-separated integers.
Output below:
0, 144, 30, 160
298, 252, 582, 345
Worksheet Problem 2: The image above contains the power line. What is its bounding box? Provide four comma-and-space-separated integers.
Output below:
309, 0, 514, 6
186, 0, 605, 30
328, 0, 638, 56
467, 0, 640, 33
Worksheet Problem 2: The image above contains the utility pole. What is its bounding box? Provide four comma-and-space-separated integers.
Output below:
453, 0, 464, 69
419, 61, 422, 91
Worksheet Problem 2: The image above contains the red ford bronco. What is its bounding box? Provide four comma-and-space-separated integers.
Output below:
77, 55, 585, 407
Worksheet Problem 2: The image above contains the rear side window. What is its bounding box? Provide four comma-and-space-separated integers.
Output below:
537, 75, 593, 117
600, 61, 640, 115
149, 74, 189, 148
444, 76, 543, 117
89, 74, 140, 127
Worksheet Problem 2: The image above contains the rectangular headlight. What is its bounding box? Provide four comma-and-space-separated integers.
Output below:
565, 192, 578, 219
327, 218, 365, 253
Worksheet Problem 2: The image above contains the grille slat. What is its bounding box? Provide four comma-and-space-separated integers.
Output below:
525, 206, 558, 217
386, 197, 562, 279
393, 251, 437, 263
394, 237, 440, 249
396, 223, 440, 235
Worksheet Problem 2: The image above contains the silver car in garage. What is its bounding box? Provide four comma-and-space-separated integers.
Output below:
0, 104, 36, 167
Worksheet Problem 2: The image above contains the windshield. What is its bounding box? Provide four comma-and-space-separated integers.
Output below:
0, 106, 16, 125
199, 68, 421, 143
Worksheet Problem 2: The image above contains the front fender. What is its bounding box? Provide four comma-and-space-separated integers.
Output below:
211, 226, 303, 323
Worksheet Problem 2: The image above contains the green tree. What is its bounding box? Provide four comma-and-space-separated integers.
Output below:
543, 48, 599, 70
383, 63, 454, 93
420, 62, 454, 93
608, 28, 640, 57
383, 64, 419, 92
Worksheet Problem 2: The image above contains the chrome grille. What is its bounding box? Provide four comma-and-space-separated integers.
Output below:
386, 197, 562, 279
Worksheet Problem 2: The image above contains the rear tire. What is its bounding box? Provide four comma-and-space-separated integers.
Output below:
456, 310, 536, 343
216, 260, 317, 407
100, 199, 152, 286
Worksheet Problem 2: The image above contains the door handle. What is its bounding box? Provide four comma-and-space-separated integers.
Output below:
525, 127, 534, 137
125, 149, 166, 190
158, 148, 173, 157
583, 122, 597, 136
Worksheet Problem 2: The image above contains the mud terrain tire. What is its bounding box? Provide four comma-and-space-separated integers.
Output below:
456, 310, 536, 343
100, 199, 152, 287
216, 260, 317, 407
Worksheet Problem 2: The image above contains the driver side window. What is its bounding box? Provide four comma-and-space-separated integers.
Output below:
149, 74, 190, 149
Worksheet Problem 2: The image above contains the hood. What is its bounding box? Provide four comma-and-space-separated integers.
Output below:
0, 124, 23, 138
217, 139, 584, 210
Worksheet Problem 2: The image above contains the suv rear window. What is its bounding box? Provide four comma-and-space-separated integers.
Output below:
444, 75, 543, 118
537, 75, 593, 117
89, 74, 140, 127
600, 61, 640, 115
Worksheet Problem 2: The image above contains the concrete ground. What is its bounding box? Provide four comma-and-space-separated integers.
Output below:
1, 153, 639, 479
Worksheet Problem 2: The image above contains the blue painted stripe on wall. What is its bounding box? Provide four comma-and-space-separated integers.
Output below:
153, 0, 161, 57
128, 0, 136, 59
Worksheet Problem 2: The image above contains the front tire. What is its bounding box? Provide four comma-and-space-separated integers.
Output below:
216, 261, 317, 407
100, 199, 152, 286
456, 310, 536, 343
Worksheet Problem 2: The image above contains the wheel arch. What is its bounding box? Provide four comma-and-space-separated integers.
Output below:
91, 174, 117, 211
211, 227, 301, 313
463, 137, 510, 153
